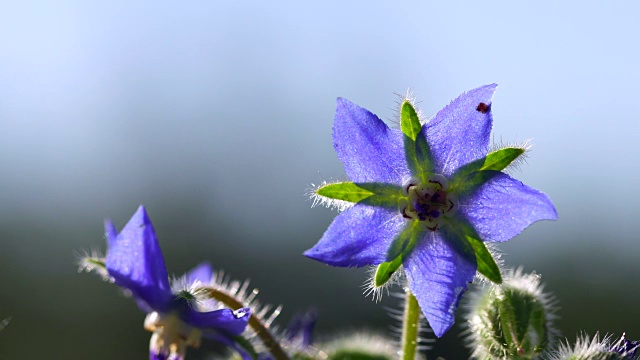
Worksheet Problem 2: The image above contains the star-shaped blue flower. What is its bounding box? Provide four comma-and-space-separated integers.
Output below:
304, 85, 557, 337
93, 205, 251, 360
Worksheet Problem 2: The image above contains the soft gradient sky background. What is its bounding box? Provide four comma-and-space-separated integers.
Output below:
1, 1, 639, 359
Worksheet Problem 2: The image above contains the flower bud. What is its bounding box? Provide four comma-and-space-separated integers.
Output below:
466, 268, 557, 359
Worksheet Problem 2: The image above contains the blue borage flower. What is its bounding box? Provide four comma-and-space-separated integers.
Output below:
81, 206, 251, 360
304, 85, 557, 337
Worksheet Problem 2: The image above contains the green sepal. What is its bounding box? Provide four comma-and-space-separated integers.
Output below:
374, 256, 403, 288
448, 219, 502, 284
463, 147, 524, 173
400, 101, 422, 141
315, 182, 403, 207
386, 221, 422, 261
400, 101, 432, 180
85, 257, 106, 269
451, 147, 524, 195
374, 222, 423, 288
466, 235, 502, 284
498, 289, 548, 358
316, 182, 374, 203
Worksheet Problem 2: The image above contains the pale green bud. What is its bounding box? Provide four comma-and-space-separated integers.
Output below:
466, 268, 557, 359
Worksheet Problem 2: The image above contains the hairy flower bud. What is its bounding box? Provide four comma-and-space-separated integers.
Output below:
466, 268, 557, 359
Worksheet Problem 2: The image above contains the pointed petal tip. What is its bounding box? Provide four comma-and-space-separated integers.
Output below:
335, 97, 350, 109
186, 262, 214, 284
302, 247, 326, 264
470, 83, 498, 102
431, 321, 453, 338
135, 204, 150, 220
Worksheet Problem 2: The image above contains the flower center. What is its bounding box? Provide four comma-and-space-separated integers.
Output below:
145, 311, 202, 360
401, 174, 457, 231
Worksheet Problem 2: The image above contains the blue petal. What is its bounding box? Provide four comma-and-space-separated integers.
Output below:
104, 219, 117, 248
184, 307, 251, 335
404, 230, 476, 337
333, 98, 410, 183
185, 262, 213, 285
425, 85, 497, 176
458, 172, 557, 242
304, 204, 405, 267
149, 352, 168, 360
286, 309, 317, 348
106, 205, 173, 311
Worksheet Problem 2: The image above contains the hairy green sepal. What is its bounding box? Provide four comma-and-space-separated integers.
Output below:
451, 147, 524, 195
374, 256, 403, 288
316, 182, 403, 207
466, 235, 502, 284
400, 101, 422, 141
374, 222, 422, 287
498, 289, 548, 358
400, 101, 432, 180
450, 221, 502, 284
85, 258, 106, 269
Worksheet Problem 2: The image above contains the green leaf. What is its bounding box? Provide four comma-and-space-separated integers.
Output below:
466, 235, 502, 284
315, 182, 403, 207
450, 147, 525, 195
401, 101, 422, 141
401, 101, 432, 179
374, 256, 403, 287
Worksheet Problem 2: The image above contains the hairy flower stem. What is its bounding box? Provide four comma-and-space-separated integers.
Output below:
202, 288, 291, 360
402, 289, 422, 360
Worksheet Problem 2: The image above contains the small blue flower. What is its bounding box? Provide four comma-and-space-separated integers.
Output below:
95, 205, 251, 360
305, 85, 557, 337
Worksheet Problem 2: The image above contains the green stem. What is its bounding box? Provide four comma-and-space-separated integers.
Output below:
202, 288, 291, 360
401, 289, 422, 360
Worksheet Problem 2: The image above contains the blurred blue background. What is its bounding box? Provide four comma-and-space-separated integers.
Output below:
1, 1, 639, 358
